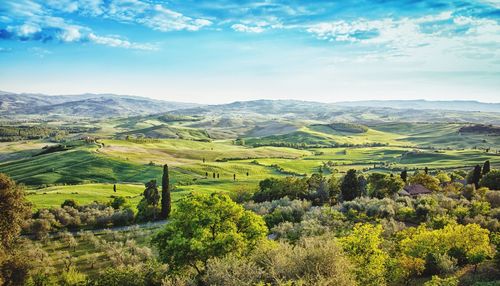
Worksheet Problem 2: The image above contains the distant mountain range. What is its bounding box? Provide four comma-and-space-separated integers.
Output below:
335, 99, 500, 113
1, 91, 499, 120
0, 91, 199, 118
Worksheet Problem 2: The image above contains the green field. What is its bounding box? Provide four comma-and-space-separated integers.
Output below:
1, 120, 499, 210
26, 183, 145, 210
26, 182, 236, 210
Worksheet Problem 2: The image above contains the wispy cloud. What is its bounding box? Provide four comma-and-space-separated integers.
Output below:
136, 4, 212, 32
306, 10, 500, 63
0, 0, 211, 50
88, 33, 157, 50
231, 24, 265, 33
1, 0, 500, 60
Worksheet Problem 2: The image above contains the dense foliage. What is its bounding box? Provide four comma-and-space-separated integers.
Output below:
152, 193, 267, 274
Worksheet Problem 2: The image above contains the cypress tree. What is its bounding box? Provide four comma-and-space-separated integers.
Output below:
400, 170, 408, 183
471, 164, 482, 188
341, 169, 360, 201
160, 164, 171, 219
483, 160, 491, 175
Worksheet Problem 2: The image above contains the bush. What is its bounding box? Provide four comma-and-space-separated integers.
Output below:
479, 170, 500, 190
110, 197, 127, 209
424, 275, 458, 286
485, 191, 500, 208
61, 199, 78, 209
59, 266, 87, 286
254, 236, 356, 285
93, 266, 146, 286
27, 202, 137, 235
424, 253, 457, 275
203, 256, 263, 286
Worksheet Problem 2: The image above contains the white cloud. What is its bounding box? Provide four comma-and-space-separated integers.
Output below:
306, 11, 500, 64
45, 0, 79, 13
479, 0, 500, 8
231, 23, 265, 33
16, 23, 41, 36
231, 19, 283, 33
59, 25, 82, 41
137, 4, 212, 32
88, 33, 157, 50
78, 0, 104, 16
1, 0, 157, 50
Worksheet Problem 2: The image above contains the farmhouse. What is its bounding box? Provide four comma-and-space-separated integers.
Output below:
399, 184, 432, 197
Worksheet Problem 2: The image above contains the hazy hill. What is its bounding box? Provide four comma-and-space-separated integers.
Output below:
335, 99, 500, 112
173, 100, 500, 125
0, 91, 199, 118
2, 91, 500, 124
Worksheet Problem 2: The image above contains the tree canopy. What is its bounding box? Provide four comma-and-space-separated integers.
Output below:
152, 193, 267, 274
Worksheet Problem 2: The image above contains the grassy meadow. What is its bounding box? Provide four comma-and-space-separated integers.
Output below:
1, 121, 498, 210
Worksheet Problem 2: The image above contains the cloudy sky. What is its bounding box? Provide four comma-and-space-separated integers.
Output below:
0, 0, 499, 103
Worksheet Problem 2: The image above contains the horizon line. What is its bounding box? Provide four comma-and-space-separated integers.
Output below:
2, 90, 500, 105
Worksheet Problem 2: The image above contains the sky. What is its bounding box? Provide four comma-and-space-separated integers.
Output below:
0, 0, 499, 104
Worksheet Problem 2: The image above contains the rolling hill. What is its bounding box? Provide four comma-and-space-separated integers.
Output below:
335, 99, 500, 112
0, 91, 199, 118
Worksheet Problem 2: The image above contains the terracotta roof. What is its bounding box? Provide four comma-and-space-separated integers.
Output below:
403, 184, 432, 196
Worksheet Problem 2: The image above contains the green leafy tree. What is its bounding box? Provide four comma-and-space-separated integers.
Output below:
110, 197, 127, 209
400, 223, 493, 275
435, 172, 451, 184
136, 180, 160, 222
0, 173, 31, 250
160, 164, 171, 219
340, 223, 388, 286
367, 173, 404, 198
341, 169, 360, 201
152, 193, 267, 275
0, 173, 32, 285
479, 169, 500, 190
409, 173, 440, 192
423, 275, 458, 286
327, 175, 341, 204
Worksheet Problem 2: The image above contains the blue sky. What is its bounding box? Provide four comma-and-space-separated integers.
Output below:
0, 0, 499, 103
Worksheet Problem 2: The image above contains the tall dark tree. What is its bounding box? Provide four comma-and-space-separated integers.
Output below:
341, 169, 360, 201
400, 170, 408, 183
468, 165, 482, 188
358, 174, 367, 196
483, 160, 491, 175
160, 164, 171, 219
